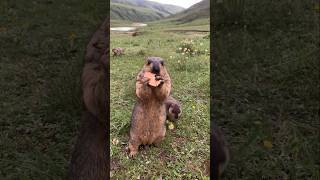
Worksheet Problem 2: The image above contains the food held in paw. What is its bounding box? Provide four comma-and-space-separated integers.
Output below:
144, 72, 161, 87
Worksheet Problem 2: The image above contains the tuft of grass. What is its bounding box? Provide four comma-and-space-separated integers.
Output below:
110, 22, 210, 179
136, 49, 147, 56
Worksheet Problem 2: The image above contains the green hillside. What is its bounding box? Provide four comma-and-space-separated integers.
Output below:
168, 0, 210, 23
111, 0, 184, 22
111, 2, 164, 22
112, 0, 184, 16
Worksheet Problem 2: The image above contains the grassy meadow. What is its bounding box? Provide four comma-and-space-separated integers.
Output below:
213, 1, 319, 179
0, 0, 107, 179
110, 20, 210, 179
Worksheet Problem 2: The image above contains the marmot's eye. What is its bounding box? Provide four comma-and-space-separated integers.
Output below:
147, 60, 151, 65
160, 61, 164, 65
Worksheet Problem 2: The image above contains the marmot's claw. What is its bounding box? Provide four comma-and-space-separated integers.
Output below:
129, 151, 137, 158
155, 75, 162, 81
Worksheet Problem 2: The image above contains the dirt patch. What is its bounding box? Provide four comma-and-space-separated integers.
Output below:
110, 158, 122, 171
203, 159, 210, 176
158, 150, 177, 162
170, 134, 188, 150
186, 159, 210, 176
186, 161, 198, 172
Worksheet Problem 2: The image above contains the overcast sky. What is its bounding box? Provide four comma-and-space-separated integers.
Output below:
148, 0, 203, 8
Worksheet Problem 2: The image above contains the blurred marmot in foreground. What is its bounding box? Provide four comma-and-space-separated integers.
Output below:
69, 17, 109, 180
128, 57, 171, 157
165, 96, 181, 121
212, 124, 229, 179
112, 47, 125, 56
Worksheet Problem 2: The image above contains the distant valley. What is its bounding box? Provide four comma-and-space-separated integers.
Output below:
110, 0, 210, 25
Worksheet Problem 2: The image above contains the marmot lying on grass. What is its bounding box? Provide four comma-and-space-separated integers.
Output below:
112, 47, 125, 56
128, 57, 171, 157
165, 96, 181, 121
212, 124, 229, 179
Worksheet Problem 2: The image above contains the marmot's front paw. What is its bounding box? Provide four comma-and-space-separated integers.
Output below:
143, 78, 151, 85
139, 76, 150, 85
155, 75, 163, 81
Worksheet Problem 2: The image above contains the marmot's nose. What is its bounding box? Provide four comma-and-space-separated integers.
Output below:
152, 65, 160, 74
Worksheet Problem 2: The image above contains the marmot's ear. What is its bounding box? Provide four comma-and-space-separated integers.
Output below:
145, 57, 152, 65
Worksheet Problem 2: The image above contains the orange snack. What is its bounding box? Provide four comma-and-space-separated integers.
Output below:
144, 72, 161, 87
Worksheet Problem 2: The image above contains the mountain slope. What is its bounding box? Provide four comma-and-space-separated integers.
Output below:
111, 2, 164, 22
168, 0, 209, 23
111, 0, 184, 22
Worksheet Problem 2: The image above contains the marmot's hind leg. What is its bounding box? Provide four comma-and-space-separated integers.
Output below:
128, 139, 139, 158
153, 129, 166, 147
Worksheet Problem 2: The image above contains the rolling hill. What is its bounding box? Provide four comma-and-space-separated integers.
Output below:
111, 0, 184, 22
168, 0, 210, 23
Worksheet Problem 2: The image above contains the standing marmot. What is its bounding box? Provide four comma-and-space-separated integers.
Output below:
128, 57, 171, 157
165, 96, 182, 121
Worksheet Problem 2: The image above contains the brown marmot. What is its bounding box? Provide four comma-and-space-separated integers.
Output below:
112, 47, 125, 56
165, 96, 182, 121
212, 124, 229, 179
69, 17, 109, 180
128, 57, 171, 157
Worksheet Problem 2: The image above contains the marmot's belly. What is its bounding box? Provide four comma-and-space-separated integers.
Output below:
131, 102, 167, 145
139, 115, 166, 145
140, 127, 165, 145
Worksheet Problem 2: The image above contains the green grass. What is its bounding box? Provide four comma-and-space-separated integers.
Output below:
0, 0, 107, 179
149, 18, 209, 32
213, 1, 319, 179
110, 22, 210, 179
